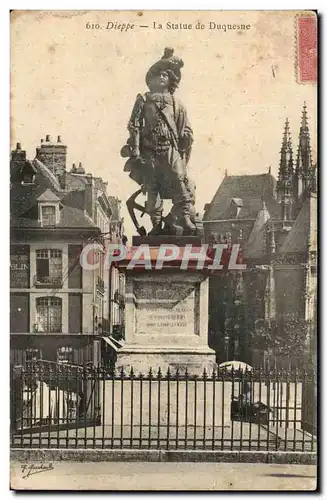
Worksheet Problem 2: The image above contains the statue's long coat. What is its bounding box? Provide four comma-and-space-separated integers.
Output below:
124, 92, 193, 198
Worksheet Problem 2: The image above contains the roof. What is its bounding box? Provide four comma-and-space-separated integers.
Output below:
37, 188, 60, 202
243, 202, 271, 258
11, 206, 96, 229
93, 177, 107, 191
65, 172, 89, 191
204, 174, 280, 221
59, 206, 96, 228
11, 159, 96, 230
65, 172, 107, 192
280, 194, 317, 253
32, 158, 62, 191
11, 154, 114, 232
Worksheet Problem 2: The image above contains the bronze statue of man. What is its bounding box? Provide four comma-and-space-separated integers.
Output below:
122, 48, 200, 236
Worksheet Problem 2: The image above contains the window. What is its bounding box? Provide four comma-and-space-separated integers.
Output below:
41, 205, 56, 226
36, 249, 62, 285
36, 297, 62, 333
21, 173, 35, 185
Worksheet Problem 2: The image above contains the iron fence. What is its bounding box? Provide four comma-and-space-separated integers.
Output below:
10, 361, 317, 452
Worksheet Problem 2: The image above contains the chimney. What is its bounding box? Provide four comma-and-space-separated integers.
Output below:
76, 161, 85, 174
84, 175, 94, 220
11, 142, 26, 171
36, 134, 67, 180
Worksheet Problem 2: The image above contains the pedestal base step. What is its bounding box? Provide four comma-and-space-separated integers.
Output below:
115, 348, 217, 376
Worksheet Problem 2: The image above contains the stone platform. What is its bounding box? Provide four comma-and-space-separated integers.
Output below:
116, 235, 216, 376
115, 270, 216, 376
115, 347, 216, 376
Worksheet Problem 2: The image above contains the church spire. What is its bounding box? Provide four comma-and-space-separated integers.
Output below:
278, 118, 294, 183
277, 118, 294, 220
295, 102, 313, 200
301, 101, 308, 127
296, 102, 312, 175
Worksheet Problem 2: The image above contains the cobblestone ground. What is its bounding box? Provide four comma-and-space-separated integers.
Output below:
10, 461, 317, 491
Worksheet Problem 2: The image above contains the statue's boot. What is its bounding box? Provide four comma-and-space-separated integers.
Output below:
148, 215, 163, 236
148, 224, 162, 236
175, 181, 197, 235
182, 214, 196, 235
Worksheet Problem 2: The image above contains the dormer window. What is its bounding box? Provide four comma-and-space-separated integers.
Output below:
231, 198, 243, 218
16, 160, 37, 185
41, 205, 56, 226
21, 173, 35, 185
37, 189, 61, 227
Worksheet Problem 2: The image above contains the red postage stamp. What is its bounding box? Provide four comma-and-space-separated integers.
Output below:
297, 15, 318, 83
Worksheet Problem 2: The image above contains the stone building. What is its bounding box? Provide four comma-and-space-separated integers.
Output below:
203, 104, 317, 367
10, 135, 125, 365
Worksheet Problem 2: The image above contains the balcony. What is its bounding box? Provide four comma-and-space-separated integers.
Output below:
95, 317, 110, 336
32, 323, 63, 334
96, 277, 105, 296
33, 275, 63, 289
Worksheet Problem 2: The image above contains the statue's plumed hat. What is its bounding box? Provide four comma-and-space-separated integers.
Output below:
145, 48, 184, 88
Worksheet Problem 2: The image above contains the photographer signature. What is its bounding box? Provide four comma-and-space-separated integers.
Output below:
21, 463, 54, 479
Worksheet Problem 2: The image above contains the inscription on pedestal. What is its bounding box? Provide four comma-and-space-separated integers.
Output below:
144, 305, 192, 331
136, 300, 194, 335
134, 282, 194, 303
118, 272, 215, 372
134, 281, 197, 335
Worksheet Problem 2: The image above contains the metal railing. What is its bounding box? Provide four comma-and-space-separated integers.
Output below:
10, 344, 95, 367
10, 362, 317, 452
33, 275, 62, 288
96, 277, 105, 295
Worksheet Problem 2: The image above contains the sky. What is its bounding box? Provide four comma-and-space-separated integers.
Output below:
10, 10, 317, 237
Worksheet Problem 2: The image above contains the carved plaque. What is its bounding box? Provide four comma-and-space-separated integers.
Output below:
134, 282, 194, 303
135, 282, 197, 335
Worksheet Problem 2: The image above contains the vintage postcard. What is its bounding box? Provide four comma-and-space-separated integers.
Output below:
10, 10, 317, 491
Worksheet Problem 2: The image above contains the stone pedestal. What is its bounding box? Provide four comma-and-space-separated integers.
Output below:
116, 267, 216, 376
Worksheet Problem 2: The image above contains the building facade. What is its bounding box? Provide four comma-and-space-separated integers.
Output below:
203, 104, 317, 368
10, 135, 125, 365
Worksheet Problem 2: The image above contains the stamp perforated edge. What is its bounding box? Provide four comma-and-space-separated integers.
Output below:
295, 12, 318, 85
